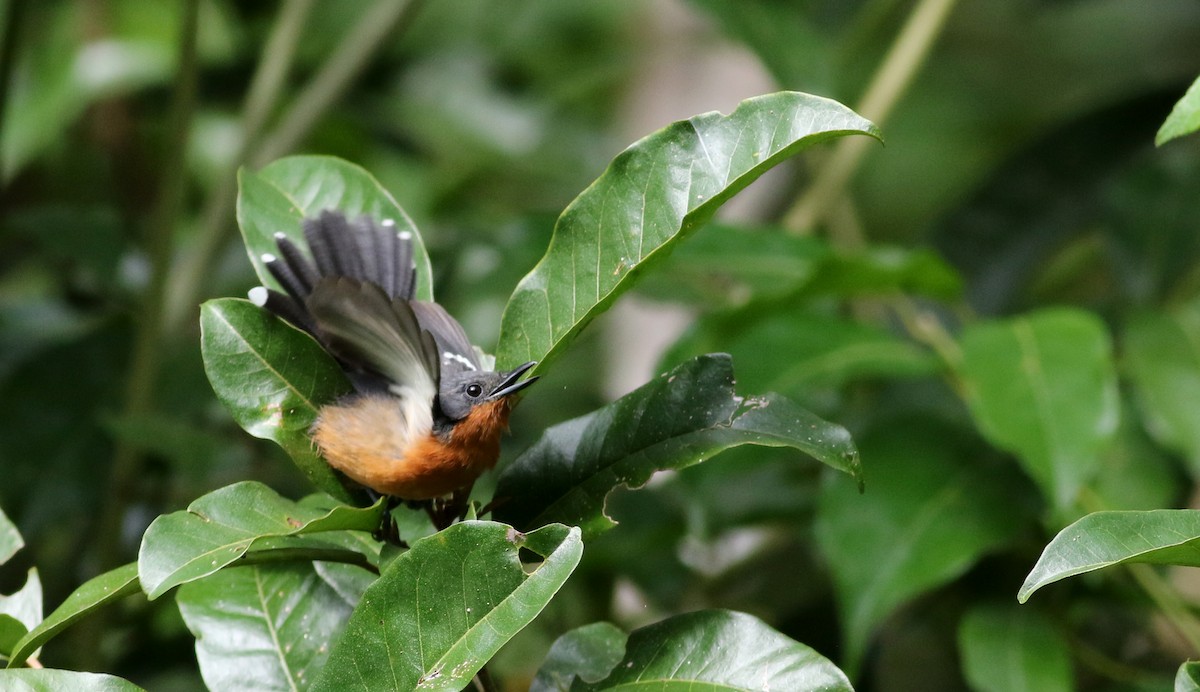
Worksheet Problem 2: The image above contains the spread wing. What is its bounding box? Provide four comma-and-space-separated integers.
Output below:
411, 300, 481, 379
306, 277, 439, 405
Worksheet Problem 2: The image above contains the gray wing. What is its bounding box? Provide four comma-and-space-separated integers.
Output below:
306, 278, 439, 404
411, 300, 482, 379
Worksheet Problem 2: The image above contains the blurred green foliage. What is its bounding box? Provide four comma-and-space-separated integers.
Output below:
2, 0, 1200, 689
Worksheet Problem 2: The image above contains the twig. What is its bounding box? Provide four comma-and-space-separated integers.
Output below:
783, 0, 959, 236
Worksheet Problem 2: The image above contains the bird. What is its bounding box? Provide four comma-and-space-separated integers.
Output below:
247, 209, 537, 507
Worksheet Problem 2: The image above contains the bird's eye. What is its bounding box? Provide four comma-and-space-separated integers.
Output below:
466, 383, 484, 398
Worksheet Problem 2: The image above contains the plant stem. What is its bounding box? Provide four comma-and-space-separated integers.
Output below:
783, 0, 959, 236
95, 0, 200, 569
236, 547, 379, 575
164, 0, 428, 330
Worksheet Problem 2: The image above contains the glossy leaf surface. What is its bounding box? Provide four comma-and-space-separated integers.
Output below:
496, 91, 879, 372
138, 481, 384, 599
495, 354, 861, 538
1020, 510, 1200, 602
5, 563, 138, 668
576, 610, 851, 691
816, 424, 1028, 671
200, 298, 353, 502
0, 669, 144, 691
1157, 75, 1200, 145
313, 521, 582, 691
0, 508, 20, 565
237, 155, 432, 301
958, 308, 1118, 511
177, 561, 373, 692
1177, 661, 1200, 692
958, 605, 1072, 692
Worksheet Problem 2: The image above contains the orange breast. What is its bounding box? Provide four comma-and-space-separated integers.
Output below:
311, 395, 511, 500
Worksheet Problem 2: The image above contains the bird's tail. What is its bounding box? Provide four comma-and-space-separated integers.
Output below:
251, 210, 417, 337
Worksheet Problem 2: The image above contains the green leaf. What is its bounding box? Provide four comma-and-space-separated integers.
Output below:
575, 610, 852, 691
495, 91, 879, 372
138, 481, 384, 599
237, 155, 432, 301
1125, 305, 1200, 473
0, 507, 22, 565
177, 561, 373, 692
0, 669, 144, 691
494, 354, 861, 538
200, 298, 355, 502
312, 521, 582, 691
1019, 510, 1200, 602
958, 605, 1072, 692
0, 570, 41, 649
531, 622, 627, 692
1157, 75, 1200, 146
5, 563, 138, 669
958, 308, 1118, 511
815, 424, 1029, 672
0, 615, 25, 657
1177, 661, 1200, 692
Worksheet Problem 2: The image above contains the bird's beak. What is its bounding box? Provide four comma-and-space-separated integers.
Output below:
488, 361, 539, 400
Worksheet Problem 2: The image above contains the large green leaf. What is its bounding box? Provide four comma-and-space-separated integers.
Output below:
312, 521, 582, 691
575, 610, 852, 691
0, 669, 144, 691
5, 563, 139, 669
138, 482, 384, 599
957, 605, 1072, 692
958, 308, 1118, 511
1157, 75, 1200, 145
531, 622, 627, 692
1019, 510, 1200, 602
237, 155, 432, 301
0, 571, 41, 658
1125, 305, 1200, 473
0, 507, 21, 565
815, 424, 1029, 672
178, 561, 374, 692
1178, 661, 1200, 692
495, 91, 879, 372
200, 298, 354, 501
494, 354, 861, 538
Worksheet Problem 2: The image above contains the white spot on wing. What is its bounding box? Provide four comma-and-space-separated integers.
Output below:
248, 286, 269, 306
261, 253, 277, 263
443, 352, 477, 371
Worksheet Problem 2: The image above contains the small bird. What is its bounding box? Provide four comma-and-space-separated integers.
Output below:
249, 210, 537, 504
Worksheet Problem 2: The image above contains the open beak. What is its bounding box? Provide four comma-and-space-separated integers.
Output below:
488, 361, 539, 400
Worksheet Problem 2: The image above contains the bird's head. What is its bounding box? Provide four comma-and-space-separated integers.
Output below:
437, 361, 538, 422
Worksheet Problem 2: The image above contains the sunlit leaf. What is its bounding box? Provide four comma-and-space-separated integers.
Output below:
575, 610, 851, 691
312, 521, 582, 691
495, 354, 860, 538
237, 155, 432, 301
1177, 660, 1200, 692
5, 563, 138, 668
958, 605, 1072, 692
200, 298, 354, 502
1157, 75, 1200, 146
496, 91, 879, 372
0, 669, 144, 691
0, 507, 21, 566
958, 308, 1118, 511
816, 423, 1029, 671
138, 481, 384, 599
178, 562, 373, 692
1020, 510, 1200, 602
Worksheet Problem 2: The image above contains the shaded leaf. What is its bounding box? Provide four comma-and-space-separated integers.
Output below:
1157, 75, 1200, 146
1125, 305, 1200, 473
312, 521, 582, 691
0, 615, 25, 657
138, 481, 384, 599
494, 354, 861, 538
1020, 510, 1200, 602
178, 561, 373, 692
531, 622, 627, 692
576, 610, 851, 691
237, 155, 432, 301
200, 298, 354, 502
958, 605, 1072, 692
5, 563, 138, 668
816, 423, 1029, 671
496, 91, 879, 372
0, 669, 144, 691
958, 308, 1118, 511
